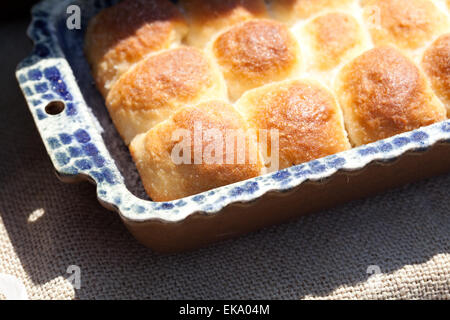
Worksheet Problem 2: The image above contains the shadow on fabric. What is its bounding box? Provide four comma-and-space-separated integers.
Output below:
1, 19, 449, 300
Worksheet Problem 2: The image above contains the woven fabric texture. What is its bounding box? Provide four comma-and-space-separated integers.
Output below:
0, 19, 449, 300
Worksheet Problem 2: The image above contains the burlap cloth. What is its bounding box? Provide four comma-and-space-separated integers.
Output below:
1, 19, 449, 300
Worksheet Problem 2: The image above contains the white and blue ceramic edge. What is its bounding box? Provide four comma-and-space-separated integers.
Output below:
16, 0, 450, 223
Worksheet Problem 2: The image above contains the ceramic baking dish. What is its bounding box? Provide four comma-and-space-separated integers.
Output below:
17, 0, 450, 252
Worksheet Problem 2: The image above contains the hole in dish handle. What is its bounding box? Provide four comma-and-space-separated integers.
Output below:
45, 100, 65, 115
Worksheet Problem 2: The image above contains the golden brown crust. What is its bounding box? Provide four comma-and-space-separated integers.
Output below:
304, 12, 365, 70
109, 48, 213, 112
87, 0, 450, 201
236, 80, 350, 170
85, 0, 187, 97
180, 0, 267, 47
336, 46, 447, 146
129, 101, 263, 201
422, 34, 450, 115
106, 47, 227, 144
212, 19, 301, 100
269, 0, 354, 23
361, 0, 448, 50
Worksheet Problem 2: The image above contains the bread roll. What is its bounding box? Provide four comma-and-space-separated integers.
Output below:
236, 80, 351, 170
129, 101, 263, 201
211, 19, 301, 101
106, 47, 227, 144
361, 0, 449, 50
85, 0, 187, 97
335, 46, 447, 146
269, 0, 355, 23
301, 12, 368, 71
422, 34, 450, 115
179, 0, 267, 48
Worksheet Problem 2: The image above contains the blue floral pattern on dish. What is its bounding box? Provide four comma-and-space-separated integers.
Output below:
16, 0, 450, 223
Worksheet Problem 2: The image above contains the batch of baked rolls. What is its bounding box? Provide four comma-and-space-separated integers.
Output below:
85, 0, 450, 201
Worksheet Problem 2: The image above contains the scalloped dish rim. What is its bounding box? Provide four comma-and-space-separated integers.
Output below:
15, 0, 450, 226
